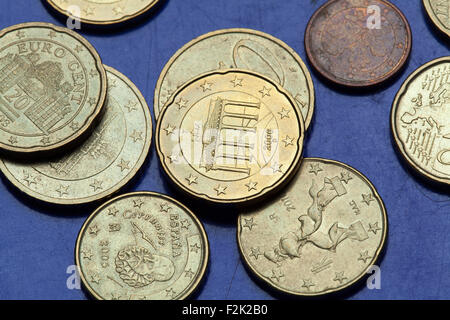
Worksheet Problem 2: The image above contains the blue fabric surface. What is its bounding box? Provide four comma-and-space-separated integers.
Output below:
0, 0, 449, 300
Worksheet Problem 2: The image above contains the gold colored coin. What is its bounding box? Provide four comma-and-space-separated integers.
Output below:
391, 56, 450, 185
0, 22, 106, 156
154, 28, 315, 130
156, 69, 305, 204
237, 158, 387, 296
0, 65, 151, 204
46, 0, 160, 25
423, 0, 450, 38
75, 191, 209, 300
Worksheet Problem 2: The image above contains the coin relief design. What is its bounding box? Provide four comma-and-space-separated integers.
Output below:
0, 22, 106, 155
237, 158, 387, 296
392, 57, 450, 185
423, 0, 450, 37
154, 28, 315, 130
46, 0, 160, 25
305, 0, 411, 87
75, 192, 209, 300
0, 66, 151, 204
156, 69, 304, 204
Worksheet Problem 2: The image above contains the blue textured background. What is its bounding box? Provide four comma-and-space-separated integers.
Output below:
0, 0, 449, 300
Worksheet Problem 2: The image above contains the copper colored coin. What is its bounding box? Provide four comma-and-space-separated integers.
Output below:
305, 0, 411, 87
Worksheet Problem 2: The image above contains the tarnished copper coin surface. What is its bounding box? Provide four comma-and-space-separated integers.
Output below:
238, 158, 387, 296
154, 28, 315, 130
156, 69, 305, 204
305, 0, 411, 87
423, 0, 450, 38
391, 57, 450, 185
75, 192, 209, 300
46, 0, 160, 25
0, 66, 151, 204
0, 22, 106, 156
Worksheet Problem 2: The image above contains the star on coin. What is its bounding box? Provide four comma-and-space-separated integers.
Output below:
340, 171, 352, 184
302, 279, 315, 290
249, 247, 262, 260
214, 184, 227, 196
133, 198, 144, 208
165, 288, 176, 298
245, 181, 258, 191
125, 100, 137, 112
70, 121, 79, 131
129, 130, 143, 142
90, 273, 100, 284
184, 268, 195, 279
270, 269, 284, 282
230, 76, 243, 87
56, 184, 69, 197
16, 31, 25, 39
259, 86, 271, 98
160, 203, 171, 213
181, 219, 191, 229
282, 135, 294, 147
175, 97, 188, 110
109, 78, 117, 88
89, 69, 98, 78
362, 193, 375, 206
83, 6, 95, 16
358, 250, 372, 263
90, 179, 103, 191
270, 162, 283, 173
88, 98, 96, 106
368, 222, 381, 234
185, 174, 198, 185
243, 218, 256, 230
48, 31, 56, 39
81, 249, 93, 260
117, 158, 130, 172
8, 136, 17, 145
333, 271, 348, 284
40, 137, 50, 145
309, 163, 323, 175
200, 81, 212, 92
164, 124, 176, 135
110, 293, 121, 300
89, 225, 99, 236
107, 207, 119, 217
168, 152, 179, 164
23, 172, 38, 186
278, 107, 290, 119
190, 243, 201, 253
113, 6, 124, 15
74, 45, 83, 53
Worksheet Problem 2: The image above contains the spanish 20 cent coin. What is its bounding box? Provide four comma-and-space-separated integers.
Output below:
237, 158, 387, 296
423, 0, 450, 38
305, 0, 411, 87
75, 191, 209, 300
0, 22, 107, 156
0, 65, 151, 204
46, 0, 160, 25
156, 69, 305, 204
391, 56, 450, 185
154, 28, 315, 130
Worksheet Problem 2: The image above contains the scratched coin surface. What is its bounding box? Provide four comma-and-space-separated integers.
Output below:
154, 28, 315, 130
305, 0, 411, 87
238, 158, 387, 296
75, 192, 209, 300
0, 66, 151, 204
391, 57, 450, 185
156, 69, 305, 204
0, 22, 106, 156
46, 0, 160, 25
423, 0, 450, 38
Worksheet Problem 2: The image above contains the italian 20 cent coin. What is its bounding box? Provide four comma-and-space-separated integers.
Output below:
305, 0, 411, 87
46, 0, 160, 25
0, 66, 151, 204
391, 56, 450, 185
154, 28, 315, 130
423, 0, 450, 38
238, 158, 387, 296
75, 192, 209, 300
156, 69, 305, 204
0, 22, 107, 156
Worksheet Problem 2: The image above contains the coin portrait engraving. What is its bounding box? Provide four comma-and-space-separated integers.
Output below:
238, 158, 387, 296
0, 22, 106, 155
154, 28, 315, 130
0, 66, 151, 204
392, 57, 450, 184
305, 0, 411, 87
424, 0, 450, 37
76, 192, 209, 300
156, 69, 304, 203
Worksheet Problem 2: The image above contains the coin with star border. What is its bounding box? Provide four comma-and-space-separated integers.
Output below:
0, 65, 151, 204
46, 0, 160, 25
0, 22, 107, 157
156, 69, 305, 204
75, 191, 209, 300
237, 158, 387, 296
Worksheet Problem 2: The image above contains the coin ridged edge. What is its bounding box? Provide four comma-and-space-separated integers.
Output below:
236, 157, 388, 296
391, 56, 450, 185
153, 28, 315, 129
74, 191, 210, 300
155, 68, 305, 204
